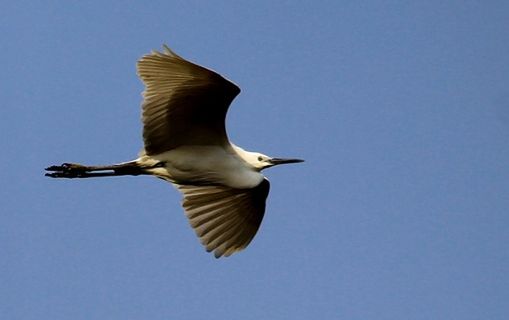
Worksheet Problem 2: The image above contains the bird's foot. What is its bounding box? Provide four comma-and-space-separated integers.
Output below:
45, 163, 89, 178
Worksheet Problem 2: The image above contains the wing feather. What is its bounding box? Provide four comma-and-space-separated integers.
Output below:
137, 45, 240, 155
177, 179, 270, 258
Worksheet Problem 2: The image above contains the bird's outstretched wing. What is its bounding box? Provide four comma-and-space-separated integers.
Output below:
176, 179, 270, 258
137, 45, 240, 155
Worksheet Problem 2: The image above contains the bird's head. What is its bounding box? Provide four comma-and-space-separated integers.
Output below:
233, 145, 304, 171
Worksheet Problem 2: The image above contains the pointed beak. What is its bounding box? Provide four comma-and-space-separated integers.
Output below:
269, 158, 305, 166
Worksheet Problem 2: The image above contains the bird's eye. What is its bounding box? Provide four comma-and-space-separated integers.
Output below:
258, 156, 263, 161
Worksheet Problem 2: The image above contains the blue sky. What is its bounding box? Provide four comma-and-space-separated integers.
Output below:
2, 1, 509, 319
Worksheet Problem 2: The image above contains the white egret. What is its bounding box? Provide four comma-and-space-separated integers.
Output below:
46, 45, 303, 258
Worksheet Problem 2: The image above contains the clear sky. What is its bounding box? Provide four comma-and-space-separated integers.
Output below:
2, 1, 508, 319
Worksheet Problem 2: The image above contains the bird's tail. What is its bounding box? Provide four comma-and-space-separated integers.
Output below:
45, 161, 144, 178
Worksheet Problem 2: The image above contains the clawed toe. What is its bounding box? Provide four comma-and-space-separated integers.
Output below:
45, 172, 64, 178
45, 163, 88, 178
45, 165, 64, 171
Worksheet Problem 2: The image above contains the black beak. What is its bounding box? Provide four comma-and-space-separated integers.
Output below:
269, 158, 305, 166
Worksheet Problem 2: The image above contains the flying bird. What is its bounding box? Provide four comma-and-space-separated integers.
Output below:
45, 45, 303, 258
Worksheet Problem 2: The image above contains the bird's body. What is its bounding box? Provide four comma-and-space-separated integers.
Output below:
138, 145, 264, 189
46, 45, 302, 258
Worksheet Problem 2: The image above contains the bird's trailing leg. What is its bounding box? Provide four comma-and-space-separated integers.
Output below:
45, 162, 143, 178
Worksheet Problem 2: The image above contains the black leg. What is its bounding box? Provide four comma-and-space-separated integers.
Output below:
45, 161, 144, 178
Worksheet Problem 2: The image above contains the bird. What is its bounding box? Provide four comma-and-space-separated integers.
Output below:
45, 45, 303, 258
